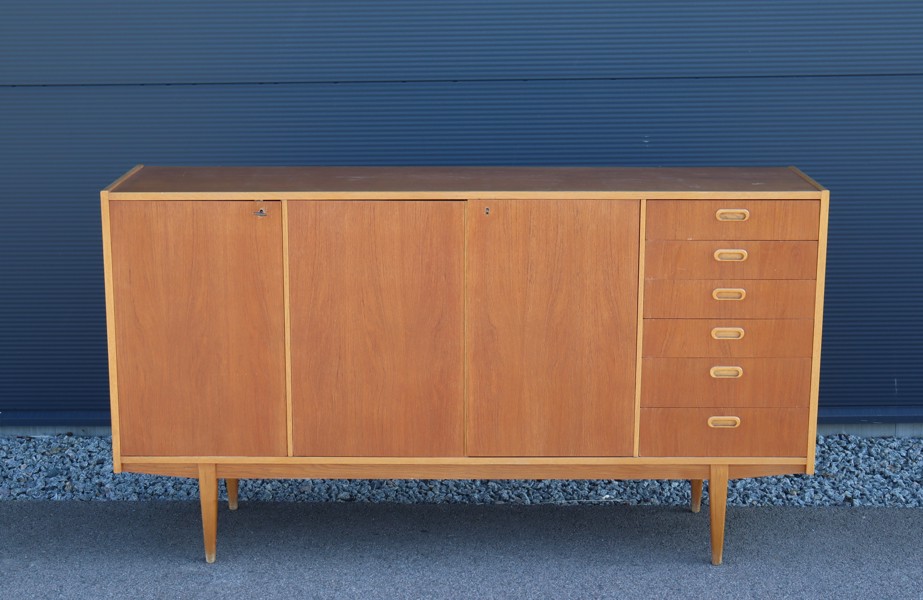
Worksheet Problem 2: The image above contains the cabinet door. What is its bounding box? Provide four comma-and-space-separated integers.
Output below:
289, 201, 464, 456
110, 201, 287, 456
467, 200, 639, 456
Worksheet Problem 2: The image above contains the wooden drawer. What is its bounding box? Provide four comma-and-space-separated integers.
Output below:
644, 280, 816, 318
643, 319, 814, 358
645, 241, 817, 279
640, 408, 809, 457
646, 201, 819, 241
641, 358, 812, 407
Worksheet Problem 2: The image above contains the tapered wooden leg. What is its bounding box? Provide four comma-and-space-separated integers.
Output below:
709, 464, 729, 566
690, 479, 703, 513
226, 478, 239, 511
198, 464, 218, 564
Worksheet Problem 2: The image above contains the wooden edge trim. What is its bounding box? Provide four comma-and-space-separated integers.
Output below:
215, 463, 714, 480
788, 166, 826, 191
102, 164, 145, 193
100, 191, 122, 473
123, 463, 199, 477
463, 200, 469, 456
806, 190, 830, 474
124, 461, 806, 481
106, 191, 825, 202
633, 199, 646, 457
281, 200, 294, 457
121, 456, 808, 466
729, 464, 807, 479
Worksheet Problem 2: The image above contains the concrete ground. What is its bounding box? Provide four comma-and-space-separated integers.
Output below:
0, 502, 920, 599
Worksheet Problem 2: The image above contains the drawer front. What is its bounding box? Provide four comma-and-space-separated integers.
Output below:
644, 280, 816, 318
646, 200, 820, 241
641, 357, 812, 407
645, 241, 817, 280
643, 319, 814, 358
640, 408, 808, 457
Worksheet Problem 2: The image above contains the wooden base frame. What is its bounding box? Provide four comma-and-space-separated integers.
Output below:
125, 458, 805, 565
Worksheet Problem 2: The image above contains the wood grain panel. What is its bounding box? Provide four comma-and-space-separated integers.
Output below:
111, 166, 821, 196
807, 190, 831, 473
122, 455, 805, 466
467, 199, 639, 456
644, 280, 817, 318
643, 319, 814, 358
122, 459, 805, 485
646, 201, 820, 240
289, 201, 464, 457
110, 201, 287, 456
641, 358, 812, 407
640, 408, 808, 457
216, 463, 710, 481
100, 192, 122, 471
122, 463, 199, 477
645, 241, 817, 279
729, 464, 807, 479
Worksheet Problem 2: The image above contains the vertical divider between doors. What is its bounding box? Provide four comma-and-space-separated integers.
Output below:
282, 200, 294, 457
463, 200, 469, 457
633, 199, 647, 458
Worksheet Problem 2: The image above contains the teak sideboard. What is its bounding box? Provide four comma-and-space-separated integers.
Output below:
101, 165, 828, 565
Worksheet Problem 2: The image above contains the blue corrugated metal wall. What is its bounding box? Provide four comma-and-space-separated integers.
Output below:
1, 1, 921, 425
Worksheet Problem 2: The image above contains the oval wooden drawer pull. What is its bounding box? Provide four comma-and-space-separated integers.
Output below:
710, 366, 744, 378
715, 208, 750, 222
711, 327, 745, 340
713, 248, 748, 262
712, 288, 746, 301
707, 416, 741, 428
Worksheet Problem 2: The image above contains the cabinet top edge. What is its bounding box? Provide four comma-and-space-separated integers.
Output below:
105, 166, 826, 197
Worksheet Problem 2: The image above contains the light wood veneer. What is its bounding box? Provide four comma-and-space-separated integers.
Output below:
645, 241, 818, 279
646, 200, 820, 240
644, 279, 817, 319
288, 201, 465, 457
109, 201, 287, 457
101, 166, 828, 566
643, 319, 814, 358
466, 199, 638, 457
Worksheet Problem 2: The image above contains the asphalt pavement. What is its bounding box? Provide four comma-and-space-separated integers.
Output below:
1, 502, 920, 599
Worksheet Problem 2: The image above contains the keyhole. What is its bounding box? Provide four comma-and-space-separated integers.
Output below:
485, 207, 491, 216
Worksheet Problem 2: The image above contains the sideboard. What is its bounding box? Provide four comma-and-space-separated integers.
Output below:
101, 165, 828, 564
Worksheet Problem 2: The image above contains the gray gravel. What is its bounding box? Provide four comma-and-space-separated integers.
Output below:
0, 434, 920, 506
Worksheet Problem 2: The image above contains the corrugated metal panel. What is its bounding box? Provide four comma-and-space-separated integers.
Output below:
0, 2, 921, 424
2, 1, 921, 85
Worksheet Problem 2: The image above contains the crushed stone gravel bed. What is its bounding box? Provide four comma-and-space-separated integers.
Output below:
0, 434, 920, 506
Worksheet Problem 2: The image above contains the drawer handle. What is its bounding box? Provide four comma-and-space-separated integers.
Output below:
714, 249, 748, 262
712, 288, 746, 301
715, 208, 750, 222
711, 327, 745, 340
708, 416, 741, 429
710, 366, 744, 378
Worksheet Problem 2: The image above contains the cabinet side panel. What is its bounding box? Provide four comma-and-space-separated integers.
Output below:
467, 200, 639, 457
100, 192, 121, 471
110, 201, 287, 456
289, 201, 465, 457
807, 191, 830, 473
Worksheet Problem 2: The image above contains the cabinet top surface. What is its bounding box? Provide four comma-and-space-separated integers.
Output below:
106, 166, 824, 198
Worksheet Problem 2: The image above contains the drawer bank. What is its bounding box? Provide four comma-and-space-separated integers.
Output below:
100, 166, 828, 565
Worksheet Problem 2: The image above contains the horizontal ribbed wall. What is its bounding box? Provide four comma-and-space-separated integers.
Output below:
1, 1, 921, 424
3, 1, 921, 83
